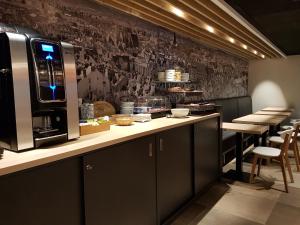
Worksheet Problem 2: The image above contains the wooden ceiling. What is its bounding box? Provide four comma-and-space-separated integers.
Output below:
94, 0, 285, 60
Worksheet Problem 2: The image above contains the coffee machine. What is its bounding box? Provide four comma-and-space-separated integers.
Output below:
0, 31, 79, 151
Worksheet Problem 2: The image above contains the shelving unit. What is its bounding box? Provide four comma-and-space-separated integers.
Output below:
153, 80, 203, 106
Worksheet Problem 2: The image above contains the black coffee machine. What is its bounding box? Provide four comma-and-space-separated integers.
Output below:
0, 31, 79, 151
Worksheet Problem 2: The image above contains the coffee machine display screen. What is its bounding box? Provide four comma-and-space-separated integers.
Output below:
41, 44, 54, 52
31, 40, 66, 102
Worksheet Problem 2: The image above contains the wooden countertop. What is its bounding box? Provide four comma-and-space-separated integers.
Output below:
232, 114, 286, 126
0, 113, 220, 177
222, 122, 268, 135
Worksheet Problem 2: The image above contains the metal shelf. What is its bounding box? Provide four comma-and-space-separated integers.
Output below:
167, 90, 203, 95
153, 80, 191, 84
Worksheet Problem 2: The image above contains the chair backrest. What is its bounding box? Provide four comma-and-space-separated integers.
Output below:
292, 121, 300, 143
280, 129, 294, 156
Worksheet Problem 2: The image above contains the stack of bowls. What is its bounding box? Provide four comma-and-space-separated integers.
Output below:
165, 69, 176, 82
120, 102, 134, 114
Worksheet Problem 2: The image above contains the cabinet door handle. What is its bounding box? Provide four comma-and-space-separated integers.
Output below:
149, 143, 153, 157
86, 164, 93, 171
160, 138, 163, 151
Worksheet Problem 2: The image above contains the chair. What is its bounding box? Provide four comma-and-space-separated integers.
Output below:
250, 129, 294, 193
269, 122, 300, 171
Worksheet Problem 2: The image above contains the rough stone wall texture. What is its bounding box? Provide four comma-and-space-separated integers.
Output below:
0, 0, 248, 105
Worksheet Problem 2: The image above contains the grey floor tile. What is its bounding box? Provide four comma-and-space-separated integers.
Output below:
195, 182, 230, 207
170, 204, 207, 225
173, 159, 300, 225
195, 208, 264, 225
278, 186, 300, 208
266, 203, 300, 225
214, 185, 277, 224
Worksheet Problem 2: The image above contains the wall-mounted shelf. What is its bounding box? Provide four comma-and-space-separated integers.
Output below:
167, 90, 203, 94
153, 81, 191, 84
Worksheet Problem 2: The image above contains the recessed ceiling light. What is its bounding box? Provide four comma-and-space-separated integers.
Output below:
206, 25, 214, 33
261, 54, 265, 58
170, 6, 184, 18
229, 37, 235, 43
242, 44, 247, 50
253, 50, 257, 54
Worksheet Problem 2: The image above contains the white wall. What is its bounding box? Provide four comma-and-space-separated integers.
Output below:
248, 55, 300, 118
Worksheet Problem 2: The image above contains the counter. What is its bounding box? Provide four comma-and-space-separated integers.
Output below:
0, 113, 220, 176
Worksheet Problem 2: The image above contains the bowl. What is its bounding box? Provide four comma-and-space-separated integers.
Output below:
115, 116, 134, 126
171, 108, 190, 118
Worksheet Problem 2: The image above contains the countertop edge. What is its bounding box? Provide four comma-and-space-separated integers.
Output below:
0, 113, 220, 177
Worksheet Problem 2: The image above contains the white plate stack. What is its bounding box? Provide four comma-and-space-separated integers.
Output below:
165, 69, 176, 82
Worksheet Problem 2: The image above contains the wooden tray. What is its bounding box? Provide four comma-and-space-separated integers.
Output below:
80, 122, 110, 136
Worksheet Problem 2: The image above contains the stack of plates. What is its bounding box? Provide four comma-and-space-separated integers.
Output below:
165, 69, 175, 81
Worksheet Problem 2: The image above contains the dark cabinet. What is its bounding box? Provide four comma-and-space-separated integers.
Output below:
0, 158, 83, 225
157, 125, 193, 224
0, 117, 221, 225
83, 136, 157, 225
194, 117, 220, 193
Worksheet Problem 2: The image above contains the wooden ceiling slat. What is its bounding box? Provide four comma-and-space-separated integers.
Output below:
195, 0, 282, 57
115, 0, 259, 58
96, 0, 255, 59
94, 0, 280, 59
147, 0, 276, 58
175, 0, 278, 57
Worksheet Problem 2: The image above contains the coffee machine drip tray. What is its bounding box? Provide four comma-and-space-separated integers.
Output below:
34, 127, 60, 137
34, 131, 68, 148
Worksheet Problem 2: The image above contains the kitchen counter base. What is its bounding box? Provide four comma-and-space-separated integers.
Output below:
0, 113, 219, 176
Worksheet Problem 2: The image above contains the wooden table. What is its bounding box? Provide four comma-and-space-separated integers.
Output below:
255, 110, 292, 117
261, 107, 293, 112
222, 122, 269, 181
232, 114, 286, 126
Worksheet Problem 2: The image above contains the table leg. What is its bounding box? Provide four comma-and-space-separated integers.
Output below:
270, 125, 280, 136
261, 131, 268, 146
276, 124, 281, 132
254, 135, 259, 147
236, 132, 244, 180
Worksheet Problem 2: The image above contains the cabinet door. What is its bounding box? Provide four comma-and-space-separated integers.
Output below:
194, 117, 220, 193
157, 125, 193, 224
83, 136, 156, 225
0, 158, 83, 225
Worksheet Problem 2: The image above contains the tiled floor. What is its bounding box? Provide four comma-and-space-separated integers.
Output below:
171, 149, 300, 225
